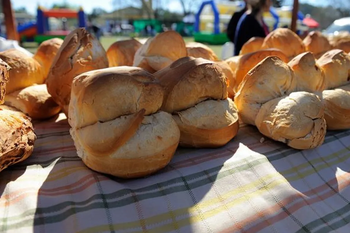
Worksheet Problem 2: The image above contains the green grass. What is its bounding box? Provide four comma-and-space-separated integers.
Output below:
22, 35, 223, 58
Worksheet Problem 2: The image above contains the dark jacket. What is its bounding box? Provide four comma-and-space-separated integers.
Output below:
226, 7, 247, 42
234, 13, 267, 55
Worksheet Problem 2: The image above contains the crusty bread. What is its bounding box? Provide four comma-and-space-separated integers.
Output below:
240, 37, 264, 55
328, 32, 350, 53
0, 49, 45, 94
234, 49, 289, 91
69, 66, 180, 178
33, 38, 63, 79
216, 61, 236, 98
0, 105, 36, 172
316, 49, 350, 89
133, 31, 187, 72
106, 38, 142, 67
5, 84, 61, 120
186, 42, 219, 61
0, 59, 10, 104
173, 99, 239, 147
261, 28, 306, 59
322, 84, 350, 130
255, 91, 326, 150
154, 57, 228, 113
46, 28, 109, 116
234, 56, 296, 125
288, 52, 326, 92
302, 31, 332, 58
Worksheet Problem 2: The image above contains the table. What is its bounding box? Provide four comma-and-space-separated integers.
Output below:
1, 113, 350, 233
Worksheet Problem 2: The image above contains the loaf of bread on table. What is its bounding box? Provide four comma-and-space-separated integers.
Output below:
0, 49, 45, 94
255, 91, 326, 150
133, 31, 187, 73
186, 42, 219, 61
261, 28, 306, 60
302, 31, 332, 59
328, 32, 350, 53
316, 49, 350, 89
69, 66, 180, 178
288, 52, 326, 92
106, 38, 142, 67
322, 84, 350, 130
154, 57, 239, 148
227, 49, 288, 92
0, 105, 36, 172
0, 59, 10, 104
46, 28, 109, 116
240, 37, 264, 55
216, 61, 236, 98
234, 56, 296, 125
33, 38, 63, 79
5, 84, 61, 120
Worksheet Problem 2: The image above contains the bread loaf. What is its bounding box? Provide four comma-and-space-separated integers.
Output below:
106, 38, 142, 67
186, 42, 219, 61
240, 37, 264, 55
0, 49, 45, 94
0, 59, 10, 104
46, 28, 109, 116
5, 84, 61, 120
303, 31, 332, 58
69, 66, 180, 178
133, 31, 187, 72
0, 105, 36, 172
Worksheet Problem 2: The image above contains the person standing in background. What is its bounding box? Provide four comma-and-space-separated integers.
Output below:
226, 0, 248, 43
233, 0, 271, 55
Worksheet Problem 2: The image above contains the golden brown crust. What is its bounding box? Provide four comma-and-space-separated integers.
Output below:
0, 59, 10, 104
5, 84, 61, 120
216, 61, 236, 98
186, 42, 219, 61
154, 57, 228, 113
0, 49, 45, 94
46, 28, 109, 116
288, 52, 327, 92
33, 38, 63, 79
106, 38, 142, 67
133, 31, 187, 72
240, 37, 264, 55
69, 66, 164, 129
316, 49, 350, 89
255, 91, 326, 150
0, 105, 36, 172
303, 31, 332, 56
261, 28, 306, 59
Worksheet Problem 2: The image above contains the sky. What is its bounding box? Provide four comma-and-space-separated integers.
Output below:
13, 0, 329, 16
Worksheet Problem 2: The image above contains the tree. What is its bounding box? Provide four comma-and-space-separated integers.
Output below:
331, 0, 350, 18
178, 0, 201, 16
271, 0, 284, 8
14, 7, 27, 13
89, 8, 107, 21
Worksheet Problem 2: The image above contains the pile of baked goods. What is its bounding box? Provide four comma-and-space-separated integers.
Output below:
1, 27, 350, 178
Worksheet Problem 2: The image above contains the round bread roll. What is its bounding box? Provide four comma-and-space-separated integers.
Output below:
46, 28, 109, 116
133, 31, 187, 72
186, 42, 219, 61
234, 49, 289, 91
288, 52, 326, 92
302, 31, 332, 58
240, 37, 264, 55
106, 38, 142, 67
69, 66, 180, 178
255, 91, 326, 150
316, 49, 350, 89
322, 84, 350, 130
0, 59, 10, 104
216, 61, 236, 98
0, 49, 45, 94
328, 32, 350, 53
155, 56, 238, 148
154, 57, 228, 113
33, 38, 63, 79
5, 84, 61, 120
234, 56, 296, 125
261, 28, 306, 59
0, 105, 36, 172
173, 99, 239, 147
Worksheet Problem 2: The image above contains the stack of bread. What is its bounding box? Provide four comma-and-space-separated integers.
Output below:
106, 38, 142, 67
46, 28, 109, 116
302, 31, 332, 59
0, 59, 36, 172
185, 42, 219, 61
154, 57, 239, 148
68, 67, 180, 178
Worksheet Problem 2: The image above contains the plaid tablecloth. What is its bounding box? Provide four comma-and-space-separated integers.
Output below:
1, 113, 350, 233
